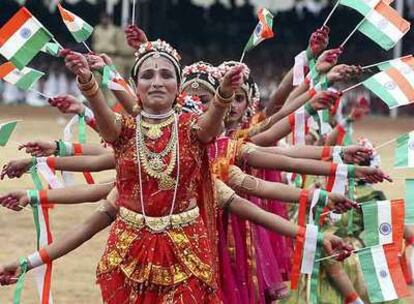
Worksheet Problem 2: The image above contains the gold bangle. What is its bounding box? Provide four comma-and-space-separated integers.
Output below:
216, 86, 235, 104
76, 73, 94, 90
212, 98, 231, 109
81, 81, 99, 98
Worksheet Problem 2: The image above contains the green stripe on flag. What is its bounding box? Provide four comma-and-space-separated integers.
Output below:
10, 28, 52, 69
358, 248, 384, 303
361, 201, 380, 246
394, 133, 409, 168
72, 23, 93, 43
339, 0, 373, 16
405, 179, 414, 224
363, 76, 399, 108
0, 121, 18, 146
15, 69, 44, 90
378, 62, 392, 71
359, 20, 396, 51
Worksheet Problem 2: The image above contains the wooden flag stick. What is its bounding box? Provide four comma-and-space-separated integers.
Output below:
132, 0, 137, 25
316, 246, 375, 262
240, 51, 246, 63
52, 37, 64, 49
342, 82, 363, 94
375, 137, 397, 150
28, 88, 52, 99
323, 0, 340, 27
362, 55, 413, 70
82, 42, 93, 53
340, 17, 366, 48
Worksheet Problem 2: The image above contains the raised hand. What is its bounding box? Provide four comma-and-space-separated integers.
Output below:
48, 95, 85, 115
0, 191, 30, 211
354, 166, 392, 183
327, 192, 359, 214
327, 64, 362, 84
308, 26, 330, 58
61, 50, 91, 81
18, 141, 57, 157
342, 145, 372, 164
125, 25, 148, 49
315, 48, 342, 73
349, 96, 370, 121
0, 260, 22, 286
1, 159, 33, 180
219, 65, 245, 97
308, 90, 342, 112
322, 234, 353, 261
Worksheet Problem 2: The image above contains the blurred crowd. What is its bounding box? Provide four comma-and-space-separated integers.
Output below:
1, 0, 414, 114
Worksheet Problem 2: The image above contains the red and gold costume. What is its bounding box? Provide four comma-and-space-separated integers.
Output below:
96, 112, 221, 303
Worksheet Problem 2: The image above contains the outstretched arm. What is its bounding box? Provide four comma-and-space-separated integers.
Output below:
0, 191, 118, 285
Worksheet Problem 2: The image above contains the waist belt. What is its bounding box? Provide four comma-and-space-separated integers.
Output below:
119, 206, 200, 231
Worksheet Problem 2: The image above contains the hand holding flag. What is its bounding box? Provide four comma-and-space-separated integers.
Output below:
315, 48, 343, 73
125, 25, 148, 50
308, 26, 330, 58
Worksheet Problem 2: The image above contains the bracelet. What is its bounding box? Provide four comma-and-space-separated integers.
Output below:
76, 73, 94, 90
27, 189, 39, 207
73, 143, 83, 155
46, 157, 56, 171
58, 140, 73, 157
304, 102, 318, 116
53, 140, 60, 156
39, 189, 49, 205
332, 146, 343, 163
216, 86, 235, 104
308, 87, 317, 98
321, 146, 332, 161
344, 292, 360, 304
81, 81, 99, 98
27, 248, 51, 269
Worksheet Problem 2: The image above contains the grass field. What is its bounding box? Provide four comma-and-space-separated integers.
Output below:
0, 105, 413, 303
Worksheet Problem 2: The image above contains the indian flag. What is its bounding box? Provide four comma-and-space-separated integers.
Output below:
0, 120, 18, 147
0, 7, 53, 69
57, 4, 93, 43
394, 131, 414, 168
243, 8, 274, 53
41, 42, 62, 57
358, 1, 410, 50
361, 200, 404, 247
363, 58, 414, 109
405, 179, 414, 224
102, 65, 135, 96
288, 106, 307, 145
357, 244, 409, 303
339, 0, 381, 17
0, 61, 44, 91
326, 164, 353, 195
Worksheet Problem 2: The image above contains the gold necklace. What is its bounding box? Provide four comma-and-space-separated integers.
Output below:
136, 115, 178, 190
141, 115, 175, 140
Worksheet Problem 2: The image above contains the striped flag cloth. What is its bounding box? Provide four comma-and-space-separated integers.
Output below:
326, 164, 353, 195
0, 61, 44, 90
0, 7, 53, 69
394, 131, 414, 168
57, 4, 93, 43
243, 8, 274, 53
41, 42, 62, 57
288, 106, 308, 145
361, 200, 405, 247
363, 57, 414, 109
102, 65, 135, 96
339, 0, 381, 16
0, 120, 18, 146
357, 244, 409, 303
300, 224, 319, 275
405, 179, 414, 224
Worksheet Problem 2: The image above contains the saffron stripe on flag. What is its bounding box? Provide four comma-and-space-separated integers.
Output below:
385, 68, 414, 101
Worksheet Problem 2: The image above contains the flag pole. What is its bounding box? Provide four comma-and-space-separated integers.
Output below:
341, 82, 364, 94
316, 246, 374, 262
82, 42, 93, 53
340, 17, 366, 48
132, 0, 137, 25
52, 37, 64, 49
240, 51, 246, 63
376, 137, 397, 150
362, 54, 413, 70
323, 0, 340, 27
28, 88, 52, 100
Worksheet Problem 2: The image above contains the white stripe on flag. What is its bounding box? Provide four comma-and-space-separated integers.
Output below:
374, 72, 410, 106
371, 246, 398, 301
332, 164, 348, 194
3, 67, 29, 84
301, 224, 319, 274
33, 266, 53, 304
366, 9, 406, 44
408, 132, 414, 167
377, 200, 393, 245
66, 16, 84, 33
388, 60, 414, 88
0, 18, 41, 59
295, 107, 306, 145
37, 157, 63, 189
308, 189, 320, 225
333, 146, 343, 164
293, 50, 307, 86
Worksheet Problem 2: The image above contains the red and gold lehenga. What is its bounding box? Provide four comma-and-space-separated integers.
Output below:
96, 112, 222, 303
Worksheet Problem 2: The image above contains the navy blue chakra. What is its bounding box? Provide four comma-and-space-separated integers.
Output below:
20, 28, 32, 39
379, 222, 392, 236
